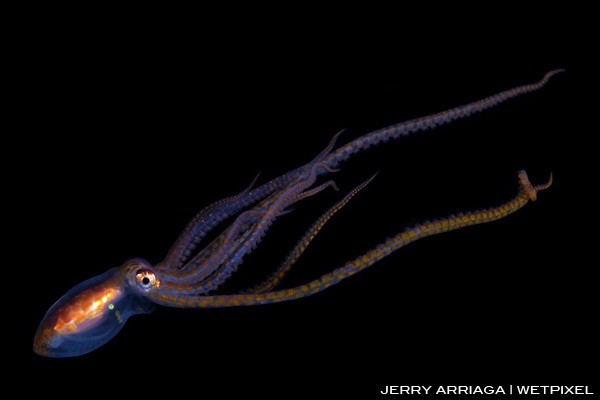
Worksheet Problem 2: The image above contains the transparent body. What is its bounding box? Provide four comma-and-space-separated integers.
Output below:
33, 267, 154, 357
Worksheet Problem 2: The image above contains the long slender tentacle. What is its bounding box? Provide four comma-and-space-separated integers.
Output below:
321, 70, 564, 170
161, 157, 340, 295
158, 173, 262, 271
248, 173, 377, 294
159, 70, 562, 272
160, 130, 345, 272
162, 131, 346, 282
150, 170, 551, 308
172, 212, 265, 283
161, 181, 339, 285
289, 180, 339, 204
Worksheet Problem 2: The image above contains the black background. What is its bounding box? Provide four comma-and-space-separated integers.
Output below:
11, 7, 595, 398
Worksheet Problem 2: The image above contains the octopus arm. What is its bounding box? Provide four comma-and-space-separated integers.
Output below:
150, 170, 550, 308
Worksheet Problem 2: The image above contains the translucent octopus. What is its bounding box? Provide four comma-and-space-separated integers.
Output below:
34, 70, 562, 357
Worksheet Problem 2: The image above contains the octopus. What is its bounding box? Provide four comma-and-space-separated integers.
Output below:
34, 70, 562, 357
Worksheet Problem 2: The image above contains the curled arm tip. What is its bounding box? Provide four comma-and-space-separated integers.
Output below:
518, 170, 553, 201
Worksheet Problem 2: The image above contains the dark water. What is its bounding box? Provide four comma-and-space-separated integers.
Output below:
11, 12, 594, 398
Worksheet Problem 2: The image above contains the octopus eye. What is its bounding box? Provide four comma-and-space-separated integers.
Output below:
135, 269, 158, 292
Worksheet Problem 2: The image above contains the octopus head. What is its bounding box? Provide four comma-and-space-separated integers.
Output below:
33, 258, 159, 358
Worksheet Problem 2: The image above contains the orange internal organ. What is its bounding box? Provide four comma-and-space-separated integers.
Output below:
53, 285, 120, 334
